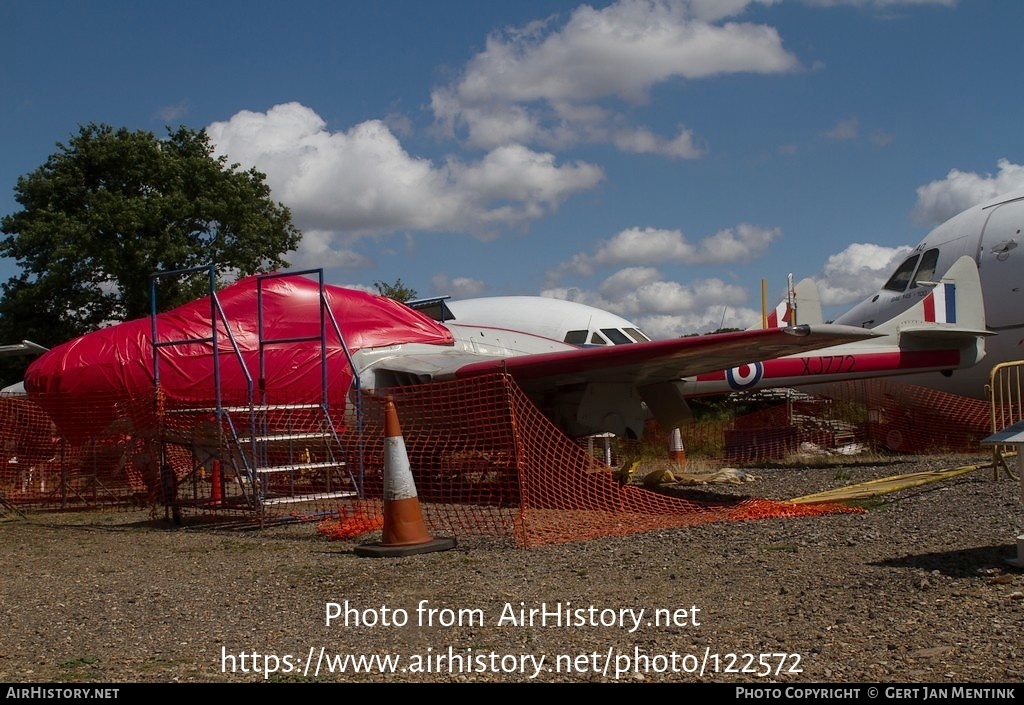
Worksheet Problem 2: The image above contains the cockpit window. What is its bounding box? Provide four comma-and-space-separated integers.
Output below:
567, 328, 648, 346
883, 249, 941, 292
911, 248, 940, 287
883, 254, 921, 292
600, 328, 634, 345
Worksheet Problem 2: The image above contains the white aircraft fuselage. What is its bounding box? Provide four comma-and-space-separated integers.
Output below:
833, 189, 1024, 399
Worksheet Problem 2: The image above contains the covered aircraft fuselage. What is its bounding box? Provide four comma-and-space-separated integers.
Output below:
24, 275, 455, 440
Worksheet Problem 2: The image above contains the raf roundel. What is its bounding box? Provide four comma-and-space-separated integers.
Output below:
726, 362, 764, 391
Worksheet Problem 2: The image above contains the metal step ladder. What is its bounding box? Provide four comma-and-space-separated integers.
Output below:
150, 266, 364, 519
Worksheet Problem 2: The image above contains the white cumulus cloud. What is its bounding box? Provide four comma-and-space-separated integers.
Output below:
431, 274, 488, 298
813, 242, 913, 306
430, 0, 799, 154
206, 102, 604, 265
547, 223, 780, 284
543, 270, 757, 338
912, 159, 1024, 226
612, 125, 707, 158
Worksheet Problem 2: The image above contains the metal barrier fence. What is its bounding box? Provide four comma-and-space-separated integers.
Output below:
986, 360, 1024, 479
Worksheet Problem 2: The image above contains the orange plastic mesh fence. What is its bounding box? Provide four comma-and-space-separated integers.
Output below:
823, 379, 991, 454
659, 380, 992, 461
0, 373, 991, 546
313, 375, 862, 547
1, 374, 861, 546
0, 393, 141, 509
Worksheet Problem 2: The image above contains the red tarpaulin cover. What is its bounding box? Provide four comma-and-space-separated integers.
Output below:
25, 274, 454, 438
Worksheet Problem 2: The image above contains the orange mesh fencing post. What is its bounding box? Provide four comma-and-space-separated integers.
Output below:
210, 459, 222, 507
354, 397, 456, 557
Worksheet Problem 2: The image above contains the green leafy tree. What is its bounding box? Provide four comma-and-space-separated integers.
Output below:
0, 123, 301, 350
373, 278, 418, 302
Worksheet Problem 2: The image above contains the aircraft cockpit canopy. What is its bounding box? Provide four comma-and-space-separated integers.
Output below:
883, 248, 940, 292
406, 296, 457, 322
407, 295, 652, 347
564, 327, 651, 346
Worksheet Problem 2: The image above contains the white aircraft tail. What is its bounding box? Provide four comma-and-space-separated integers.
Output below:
761, 257, 986, 345
873, 255, 989, 344
756, 276, 822, 328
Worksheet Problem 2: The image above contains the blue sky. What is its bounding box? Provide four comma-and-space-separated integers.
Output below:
4, 0, 1024, 338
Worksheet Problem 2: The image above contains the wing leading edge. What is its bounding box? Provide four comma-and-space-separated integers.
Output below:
367, 323, 881, 439
450, 324, 879, 386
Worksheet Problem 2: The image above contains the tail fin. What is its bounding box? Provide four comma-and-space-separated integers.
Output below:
874, 255, 989, 340
759, 277, 822, 328
873, 255, 990, 366
790, 278, 822, 326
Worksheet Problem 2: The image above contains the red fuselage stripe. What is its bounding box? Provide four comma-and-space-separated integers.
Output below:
695, 349, 960, 382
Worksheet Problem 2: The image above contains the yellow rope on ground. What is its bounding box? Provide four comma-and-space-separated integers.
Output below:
786, 462, 992, 505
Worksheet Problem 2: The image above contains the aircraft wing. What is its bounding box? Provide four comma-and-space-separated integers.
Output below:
452, 324, 881, 385
368, 323, 881, 437
371, 255, 987, 438
373, 323, 880, 388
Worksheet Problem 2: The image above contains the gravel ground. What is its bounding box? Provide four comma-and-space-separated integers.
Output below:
0, 453, 1021, 684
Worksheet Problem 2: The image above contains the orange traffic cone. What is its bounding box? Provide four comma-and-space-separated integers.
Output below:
355, 398, 456, 558
668, 427, 687, 466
